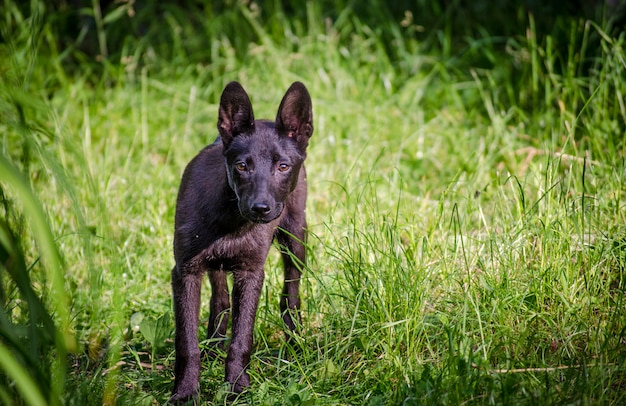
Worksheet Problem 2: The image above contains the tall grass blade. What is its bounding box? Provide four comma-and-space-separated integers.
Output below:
0, 343, 46, 406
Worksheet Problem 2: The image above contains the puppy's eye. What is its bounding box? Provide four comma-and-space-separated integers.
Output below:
278, 163, 290, 172
236, 162, 247, 171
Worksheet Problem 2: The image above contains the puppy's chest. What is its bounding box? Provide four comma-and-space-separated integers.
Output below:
200, 225, 275, 270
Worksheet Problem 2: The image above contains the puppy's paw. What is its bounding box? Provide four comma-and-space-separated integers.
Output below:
225, 370, 250, 398
170, 384, 199, 405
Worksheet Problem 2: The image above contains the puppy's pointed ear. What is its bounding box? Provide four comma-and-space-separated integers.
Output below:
276, 82, 313, 150
218, 82, 255, 148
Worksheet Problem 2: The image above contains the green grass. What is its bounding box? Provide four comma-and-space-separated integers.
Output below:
1, 0, 625, 404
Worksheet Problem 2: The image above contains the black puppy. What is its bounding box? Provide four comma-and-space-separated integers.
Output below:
170, 81, 313, 402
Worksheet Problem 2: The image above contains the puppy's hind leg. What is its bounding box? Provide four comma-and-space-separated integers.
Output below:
206, 269, 230, 357
277, 225, 306, 340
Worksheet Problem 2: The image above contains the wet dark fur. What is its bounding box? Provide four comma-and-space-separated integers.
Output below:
170, 82, 313, 402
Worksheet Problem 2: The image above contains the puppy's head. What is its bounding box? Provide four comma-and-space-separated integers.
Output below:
217, 82, 313, 223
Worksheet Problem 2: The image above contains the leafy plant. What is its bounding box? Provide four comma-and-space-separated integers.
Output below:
139, 313, 171, 367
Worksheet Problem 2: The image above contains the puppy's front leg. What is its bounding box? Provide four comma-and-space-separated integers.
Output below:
171, 265, 203, 402
225, 268, 264, 393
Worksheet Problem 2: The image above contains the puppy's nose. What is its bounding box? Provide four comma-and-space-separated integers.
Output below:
251, 202, 271, 215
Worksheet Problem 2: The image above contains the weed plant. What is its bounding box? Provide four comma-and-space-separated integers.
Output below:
0, 0, 625, 404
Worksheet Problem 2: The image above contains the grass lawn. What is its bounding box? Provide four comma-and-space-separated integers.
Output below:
1, 1, 625, 404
